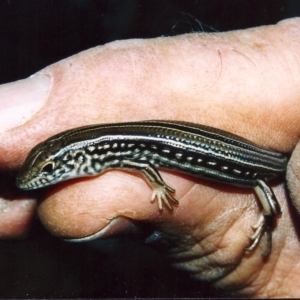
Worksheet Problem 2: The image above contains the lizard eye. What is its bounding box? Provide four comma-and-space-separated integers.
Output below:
41, 162, 55, 173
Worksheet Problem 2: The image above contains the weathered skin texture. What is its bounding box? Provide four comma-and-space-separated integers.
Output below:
1, 18, 300, 297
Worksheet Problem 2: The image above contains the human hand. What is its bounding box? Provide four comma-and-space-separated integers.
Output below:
1, 17, 300, 297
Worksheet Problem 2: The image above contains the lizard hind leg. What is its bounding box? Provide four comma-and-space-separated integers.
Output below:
246, 179, 281, 256
245, 214, 272, 257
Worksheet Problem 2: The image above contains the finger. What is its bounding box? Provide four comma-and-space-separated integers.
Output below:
0, 74, 51, 236
0, 173, 36, 238
1, 20, 300, 168
286, 140, 300, 216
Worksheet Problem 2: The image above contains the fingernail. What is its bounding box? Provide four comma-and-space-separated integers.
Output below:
65, 217, 139, 242
0, 72, 51, 133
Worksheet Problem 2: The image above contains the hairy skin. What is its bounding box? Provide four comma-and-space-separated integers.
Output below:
1, 18, 300, 297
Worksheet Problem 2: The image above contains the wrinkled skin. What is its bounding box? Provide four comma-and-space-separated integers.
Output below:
1, 18, 300, 297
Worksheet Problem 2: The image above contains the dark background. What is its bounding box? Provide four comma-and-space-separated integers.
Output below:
0, 0, 299, 298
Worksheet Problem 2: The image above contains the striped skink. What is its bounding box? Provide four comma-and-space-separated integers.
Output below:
16, 120, 288, 256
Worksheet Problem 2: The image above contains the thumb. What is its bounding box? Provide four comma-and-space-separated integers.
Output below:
0, 74, 51, 168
